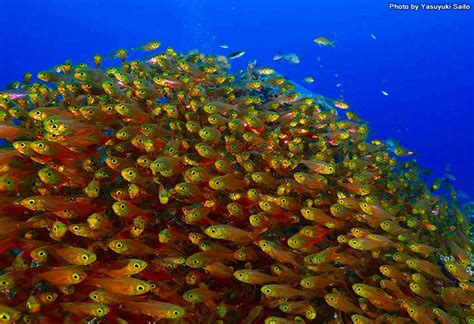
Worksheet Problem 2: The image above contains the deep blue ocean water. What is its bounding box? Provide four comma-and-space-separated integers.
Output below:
0, 0, 472, 198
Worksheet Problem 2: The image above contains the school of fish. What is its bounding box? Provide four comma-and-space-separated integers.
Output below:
0, 41, 472, 323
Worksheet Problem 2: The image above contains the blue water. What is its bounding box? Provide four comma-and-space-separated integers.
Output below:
0, 0, 473, 197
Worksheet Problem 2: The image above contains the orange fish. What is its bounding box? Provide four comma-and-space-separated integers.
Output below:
87, 277, 152, 295
324, 293, 362, 313
37, 266, 87, 285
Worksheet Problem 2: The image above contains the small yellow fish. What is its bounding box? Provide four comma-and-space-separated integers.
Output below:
313, 37, 335, 47
258, 240, 300, 268
60, 302, 109, 317
233, 269, 280, 285
333, 100, 349, 109
97, 259, 148, 277
324, 293, 362, 313
261, 284, 310, 298
133, 40, 161, 51
125, 301, 185, 319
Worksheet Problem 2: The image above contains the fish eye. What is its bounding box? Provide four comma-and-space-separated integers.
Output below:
28, 199, 35, 205
265, 289, 271, 294
72, 225, 79, 231
237, 273, 243, 277
0, 313, 10, 320
38, 143, 44, 148
38, 251, 45, 256
82, 255, 89, 261
72, 273, 80, 280
136, 284, 145, 291
356, 287, 362, 292
116, 242, 123, 248
173, 310, 180, 316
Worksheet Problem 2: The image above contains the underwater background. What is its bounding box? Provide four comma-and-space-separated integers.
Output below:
0, 0, 472, 199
